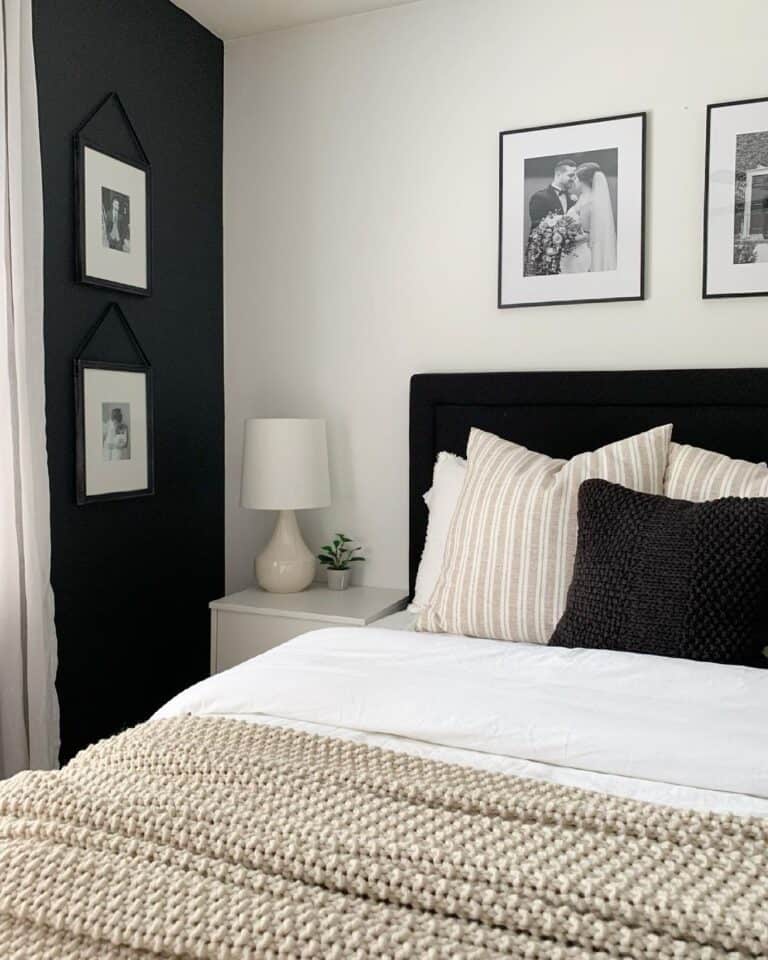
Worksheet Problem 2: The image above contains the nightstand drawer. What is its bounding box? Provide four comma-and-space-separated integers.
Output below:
211, 610, 332, 673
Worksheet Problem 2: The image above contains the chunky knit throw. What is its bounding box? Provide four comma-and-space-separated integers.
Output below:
0, 717, 766, 959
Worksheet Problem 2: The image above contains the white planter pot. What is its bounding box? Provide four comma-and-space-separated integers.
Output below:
327, 569, 351, 590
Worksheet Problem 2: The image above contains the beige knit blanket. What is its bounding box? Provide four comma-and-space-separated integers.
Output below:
0, 717, 765, 959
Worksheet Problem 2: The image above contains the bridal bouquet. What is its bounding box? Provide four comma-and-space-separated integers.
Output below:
525, 213, 585, 276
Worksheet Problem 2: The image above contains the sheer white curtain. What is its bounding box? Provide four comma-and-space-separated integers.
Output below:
0, 0, 59, 776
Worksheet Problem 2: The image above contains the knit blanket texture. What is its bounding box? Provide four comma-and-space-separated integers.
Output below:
0, 716, 765, 959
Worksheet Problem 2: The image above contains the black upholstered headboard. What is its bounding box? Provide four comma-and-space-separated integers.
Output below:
409, 369, 768, 597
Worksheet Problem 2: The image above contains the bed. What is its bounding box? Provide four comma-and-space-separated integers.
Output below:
3, 369, 768, 959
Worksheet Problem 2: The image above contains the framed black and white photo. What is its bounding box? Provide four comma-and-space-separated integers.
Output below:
704, 96, 768, 299
498, 112, 646, 308
75, 359, 154, 504
74, 302, 155, 505
75, 139, 151, 295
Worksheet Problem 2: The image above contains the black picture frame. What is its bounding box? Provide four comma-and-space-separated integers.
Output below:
497, 111, 646, 309
75, 360, 155, 505
703, 95, 768, 300
74, 304, 155, 505
74, 93, 152, 296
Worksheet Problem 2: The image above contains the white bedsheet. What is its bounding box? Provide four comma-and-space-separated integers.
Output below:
156, 627, 768, 816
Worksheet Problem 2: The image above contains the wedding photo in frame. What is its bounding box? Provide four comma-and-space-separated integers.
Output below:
704, 95, 768, 299
498, 112, 646, 309
74, 305, 155, 505
74, 93, 151, 296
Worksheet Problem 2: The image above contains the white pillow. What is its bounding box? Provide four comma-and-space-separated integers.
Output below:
408, 452, 467, 612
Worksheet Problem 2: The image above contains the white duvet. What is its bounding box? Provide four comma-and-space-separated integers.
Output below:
156, 627, 768, 816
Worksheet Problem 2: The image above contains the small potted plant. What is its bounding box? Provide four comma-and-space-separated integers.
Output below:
318, 534, 365, 590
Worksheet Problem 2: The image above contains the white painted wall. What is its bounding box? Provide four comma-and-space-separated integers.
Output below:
224, 0, 768, 593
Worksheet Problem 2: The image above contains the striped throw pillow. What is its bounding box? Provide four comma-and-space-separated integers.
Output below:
416, 424, 672, 644
664, 442, 768, 501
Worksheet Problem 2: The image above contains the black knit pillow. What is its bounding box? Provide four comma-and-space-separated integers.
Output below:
550, 479, 768, 667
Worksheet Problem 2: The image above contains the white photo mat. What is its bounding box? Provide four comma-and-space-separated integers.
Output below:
705, 98, 768, 298
83, 146, 148, 291
499, 114, 645, 307
83, 367, 149, 498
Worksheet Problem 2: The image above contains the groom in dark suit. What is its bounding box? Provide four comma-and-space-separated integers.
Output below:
528, 158, 577, 228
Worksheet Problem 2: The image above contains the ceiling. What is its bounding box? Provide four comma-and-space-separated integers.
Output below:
172, 0, 421, 41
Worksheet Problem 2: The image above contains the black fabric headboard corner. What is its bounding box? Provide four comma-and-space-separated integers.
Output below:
409, 368, 768, 596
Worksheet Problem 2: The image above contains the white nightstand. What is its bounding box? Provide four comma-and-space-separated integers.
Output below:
209, 584, 408, 674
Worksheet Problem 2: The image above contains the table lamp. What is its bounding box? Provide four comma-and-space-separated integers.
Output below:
241, 418, 331, 593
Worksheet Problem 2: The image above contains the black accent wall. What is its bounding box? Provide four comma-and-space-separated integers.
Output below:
33, 0, 224, 762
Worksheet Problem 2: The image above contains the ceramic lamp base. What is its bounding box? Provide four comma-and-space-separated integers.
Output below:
255, 510, 315, 593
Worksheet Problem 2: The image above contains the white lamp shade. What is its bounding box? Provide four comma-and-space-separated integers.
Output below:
241, 418, 330, 510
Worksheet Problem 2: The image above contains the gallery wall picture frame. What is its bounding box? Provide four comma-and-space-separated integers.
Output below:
498, 112, 646, 309
74, 92, 152, 296
74, 304, 155, 505
703, 95, 768, 299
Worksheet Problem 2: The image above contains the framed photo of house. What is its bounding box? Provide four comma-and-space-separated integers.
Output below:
498, 112, 646, 309
75, 138, 151, 295
704, 96, 768, 299
75, 360, 154, 505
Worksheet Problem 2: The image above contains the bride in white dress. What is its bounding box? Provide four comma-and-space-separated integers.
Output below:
560, 161, 617, 273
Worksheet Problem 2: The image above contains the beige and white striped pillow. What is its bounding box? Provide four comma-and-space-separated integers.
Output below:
416, 424, 672, 644
664, 442, 768, 501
